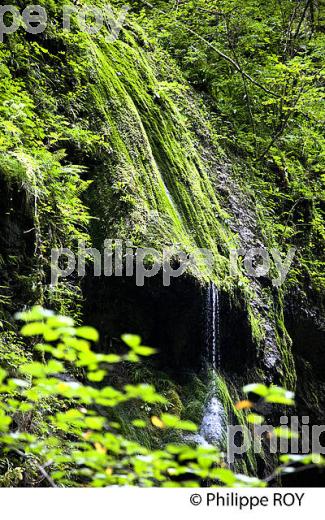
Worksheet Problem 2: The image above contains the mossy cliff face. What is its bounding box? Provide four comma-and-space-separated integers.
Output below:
0, 1, 324, 457
77, 17, 296, 388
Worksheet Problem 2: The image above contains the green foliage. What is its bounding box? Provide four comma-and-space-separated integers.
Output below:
0, 307, 323, 487
0, 5, 92, 316
0, 307, 213, 487
243, 383, 295, 405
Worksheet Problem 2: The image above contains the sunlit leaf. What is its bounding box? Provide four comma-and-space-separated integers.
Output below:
15, 306, 54, 322
76, 327, 99, 342
243, 383, 268, 397
151, 416, 164, 429
247, 413, 264, 425
235, 400, 253, 410
21, 322, 46, 336
272, 427, 299, 439
121, 334, 142, 348
132, 419, 147, 428
47, 316, 74, 328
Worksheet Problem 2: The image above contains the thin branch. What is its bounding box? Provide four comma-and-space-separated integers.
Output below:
256, 84, 305, 162
293, 0, 312, 42
223, 14, 257, 155
282, 0, 301, 60
139, 0, 280, 98
256, 65, 324, 162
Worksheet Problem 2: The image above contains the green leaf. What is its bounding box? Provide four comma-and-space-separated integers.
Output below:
103, 354, 121, 363
0, 414, 12, 431
20, 362, 46, 378
210, 468, 236, 485
44, 327, 76, 342
280, 453, 325, 465
124, 384, 167, 404
47, 316, 74, 328
0, 368, 7, 384
265, 386, 295, 405
272, 427, 299, 439
76, 326, 99, 342
197, 453, 215, 469
43, 328, 61, 342
56, 409, 84, 424
247, 413, 264, 425
10, 378, 30, 388
88, 370, 106, 382
133, 346, 157, 356
121, 334, 142, 348
243, 383, 268, 397
160, 414, 197, 432
124, 352, 140, 363
46, 360, 64, 374
84, 417, 105, 430
132, 419, 147, 428
15, 306, 54, 322
21, 322, 46, 336
18, 403, 33, 412
265, 394, 295, 405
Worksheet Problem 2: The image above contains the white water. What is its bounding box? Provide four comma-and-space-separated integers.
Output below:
191, 397, 225, 446
190, 284, 225, 447
206, 282, 221, 370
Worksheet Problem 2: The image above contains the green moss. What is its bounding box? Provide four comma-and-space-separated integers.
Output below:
273, 291, 296, 390
67, 28, 235, 284
211, 373, 257, 474
165, 389, 183, 417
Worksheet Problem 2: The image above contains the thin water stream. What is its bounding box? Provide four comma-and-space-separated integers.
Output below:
190, 283, 225, 446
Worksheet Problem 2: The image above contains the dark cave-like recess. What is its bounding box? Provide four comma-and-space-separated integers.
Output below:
219, 291, 257, 373
82, 272, 257, 376
82, 272, 205, 373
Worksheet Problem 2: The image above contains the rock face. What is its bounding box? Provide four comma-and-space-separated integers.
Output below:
285, 290, 325, 424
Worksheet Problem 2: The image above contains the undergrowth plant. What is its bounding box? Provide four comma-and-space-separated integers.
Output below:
0, 306, 323, 487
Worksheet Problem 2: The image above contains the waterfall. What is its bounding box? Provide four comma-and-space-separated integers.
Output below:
190, 389, 225, 447
188, 283, 225, 447
206, 282, 221, 370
